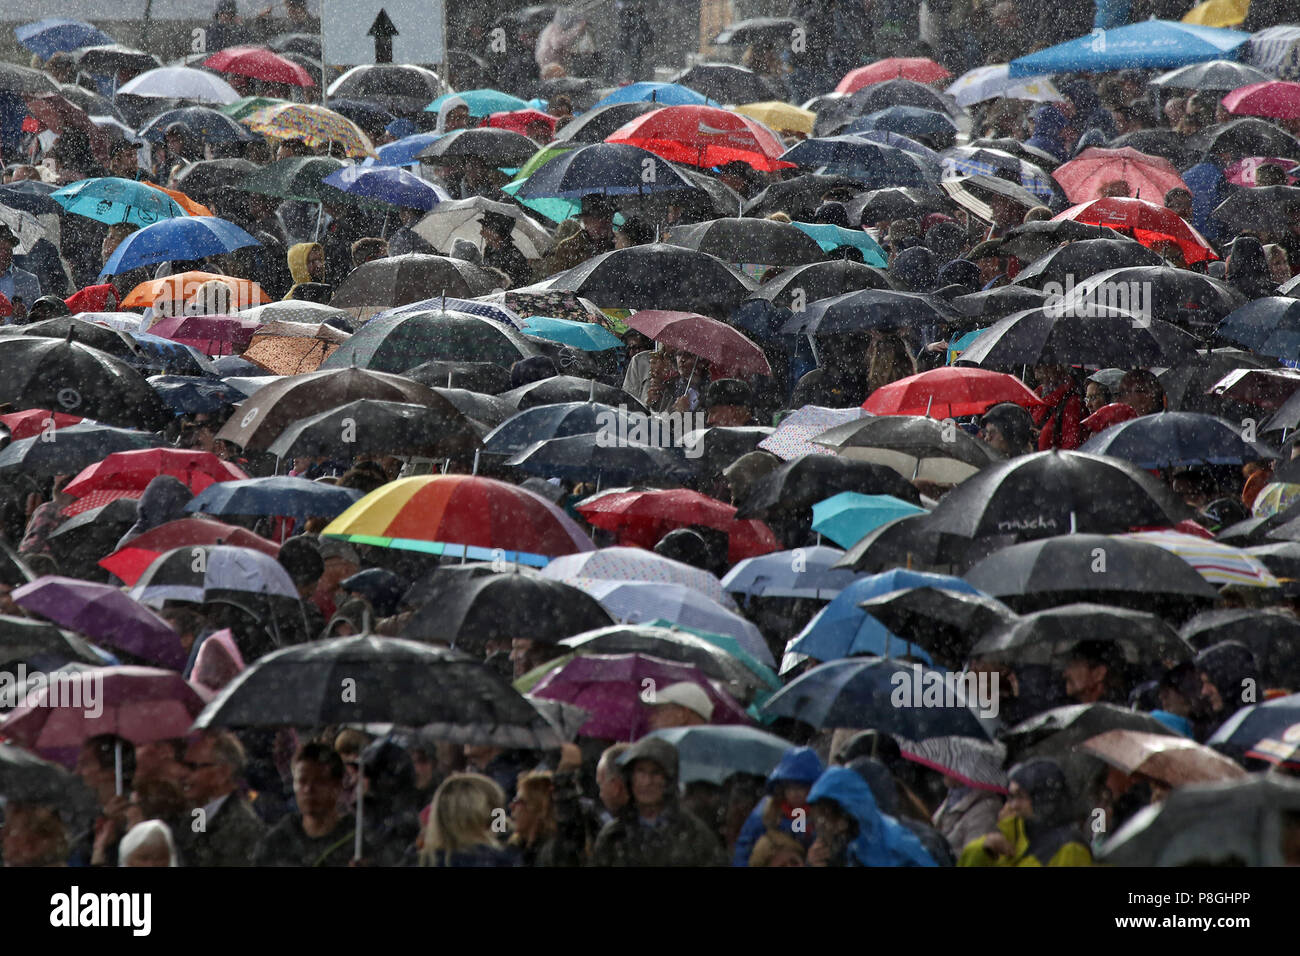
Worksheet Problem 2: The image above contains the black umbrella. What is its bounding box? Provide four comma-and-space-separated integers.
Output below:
963, 534, 1218, 616
1214, 297, 1300, 361
1212, 186, 1300, 237
558, 625, 771, 698
1001, 702, 1182, 765
1180, 608, 1300, 689
1079, 411, 1277, 470
1160, 351, 1281, 417
418, 128, 538, 167
266, 398, 486, 461
748, 259, 894, 309
951, 286, 1051, 321
1011, 237, 1171, 288
1107, 130, 1194, 169
268, 32, 322, 58
712, 16, 801, 45
0, 63, 59, 96
670, 62, 779, 104
919, 450, 1191, 541
552, 101, 661, 144
858, 586, 1017, 668
320, 309, 536, 372
955, 306, 1201, 369
666, 217, 825, 266
1190, 118, 1300, 160
1069, 266, 1246, 335
786, 286, 961, 335
0, 741, 86, 806
404, 360, 513, 394
736, 455, 923, 520
149, 374, 243, 416
848, 185, 952, 224
330, 254, 501, 308
742, 174, 867, 221
501, 375, 649, 413
0, 615, 103, 669
483, 401, 642, 457
171, 158, 259, 201
46, 498, 141, 581
401, 573, 614, 655
1243, 541, 1300, 581
8, 318, 141, 361
811, 413, 1001, 483
835, 512, 983, 573
1151, 59, 1272, 92
327, 64, 445, 115
847, 78, 963, 120
940, 174, 1042, 223
967, 137, 1061, 171
505, 434, 694, 484
0, 423, 164, 479
670, 168, 746, 218
997, 220, 1123, 261
0, 338, 170, 431
426, 386, 517, 429
676, 425, 774, 475
540, 243, 754, 314
58, 81, 127, 123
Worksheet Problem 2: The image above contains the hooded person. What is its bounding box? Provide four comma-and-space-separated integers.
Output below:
935, 258, 981, 295
1024, 105, 1073, 162
846, 757, 955, 865
889, 246, 939, 293
1194, 641, 1259, 739
805, 766, 937, 867
434, 95, 471, 134
1224, 236, 1277, 300
958, 758, 1091, 866
732, 746, 823, 866
924, 221, 968, 264
284, 242, 327, 300
590, 736, 727, 866
114, 476, 194, 551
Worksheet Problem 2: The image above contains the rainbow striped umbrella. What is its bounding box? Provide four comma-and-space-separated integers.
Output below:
1119, 531, 1280, 588
242, 103, 375, 158
320, 475, 594, 566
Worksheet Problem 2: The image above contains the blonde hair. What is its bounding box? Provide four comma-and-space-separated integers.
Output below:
866, 333, 917, 393
420, 772, 507, 866
766, 212, 792, 223
509, 770, 557, 846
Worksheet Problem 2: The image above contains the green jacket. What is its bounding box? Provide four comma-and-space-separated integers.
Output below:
957, 815, 1093, 867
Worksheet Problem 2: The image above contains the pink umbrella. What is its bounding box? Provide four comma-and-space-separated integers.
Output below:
1223, 81, 1300, 120
0, 666, 211, 793
147, 314, 259, 356
625, 310, 772, 377
1051, 146, 1188, 204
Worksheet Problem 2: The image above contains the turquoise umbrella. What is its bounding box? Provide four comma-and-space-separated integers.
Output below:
520, 316, 623, 351
792, 222, 887, 266
52, 177, 185, 226
643, 725, 793, 785
812, 492, 927, 550
1008, 20, 1250, 77
426, 89, 529, 117
502, 177, 627, 226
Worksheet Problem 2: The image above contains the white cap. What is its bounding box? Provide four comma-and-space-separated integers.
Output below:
652, 681, 714, 720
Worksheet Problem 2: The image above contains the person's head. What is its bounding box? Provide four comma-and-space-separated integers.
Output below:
1170, 468, 1217, 510
292, 741, 345, 822
1, 802, 68, 867
646, 681, 714, 731
866, 332, 916, 393
1005, 757, 1073, 827
479, 210, 515, 248
507, 637, 566, 679
1254, 163, 1288, 188
968, 239, 1004, 284
704, 378, 753, 426
108, 140, 140, 179
1265, 243, 1291, 283
1097, 179, 1131, 199
615, 215, 655, 248
76, 735, 135, 804
182, 730, 245, 807
978, 402, 1034, 456
624, 752, 672, 816
350, 237, 388, 268
547, 95, 573, 120
214, 0, 238, 22
509, 770, 556, 844
285, 0, 311, 23
44, 52, 75, 84
1164, 187, 1193, 222
749, 829, 806, 866
1116, 369, 1164, 415
0, 223, 18, 272
577, 194, 615, 239
1084, 379, 1111, 414
277, 535, 324, 599
596, 743, 631, 813
101, 222, 138, 266
421, 772, 506, 863
1195, 641, 1258, 717
118, 819, 176, 867
924, 221, 967, 263
1163, 96, 1186, 129
1063, 639, 1125, 703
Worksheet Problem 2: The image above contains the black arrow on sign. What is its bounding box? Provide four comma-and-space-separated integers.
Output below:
368, 9, 398, 64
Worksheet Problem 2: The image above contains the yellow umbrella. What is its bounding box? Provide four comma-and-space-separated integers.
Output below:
242, 103, 375, 159
735, 101, 815, 137
1182, 0, 1250, 28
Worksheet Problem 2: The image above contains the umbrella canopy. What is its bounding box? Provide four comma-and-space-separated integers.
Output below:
501, 375, 649, 414
901, 736, 1009, 792
591, 82, 714, 109
1190, 117, 1300, 159
16, 18, 113, 58
1152, 58, 1272, 91
576, 488, 780, 564
666, 217, 825, 267
186, 477, 362, 521
1212, 185, 1300, 237
853, 107, 958, 149
1054, 196, 1217, 265
1008, 20, 1250, 77
624, 309, 770, 377
483, 401, 639, 457
945, 64, 1063, 107
670, 62, 779, 104
506, 434, 694, 485
53, 176, 185, 226
100, 216, 259, 279
1223, 80, 1300, 120
838, 57, 952, 94
63, 447, 248, 512
760, 657, 997, 740
785, 288, 959, 337
242, 103, 374, 158
426, 89, 529, 117
736, 455, 922, 522
956, 307, 1201, 369
857, 587, 1018, 667
1060, 265, 1246, 334
811, 492, 928, 550
321, 475, 594, 566
128, 544, 297, 614
327, 63, 445, 114
330, 254, 501, 309
267, 397, 485, 461
417, 127, 537, 167
734, 101, 815, 136
320, 165, 449, 212
1051, 147, 1188, 204
1079, 411, 1275, 468
204, 45, 315, 87
0, 423, 163, 479
0, 741, 80, 806
862, 366, 1044, 418
605, 105, 794, 173
812, 414, 1002, 484
722, 546, 858, 600
1208, 692, 1300, 767
642, 725, 792, 785
1081, 729, 1246, 787
118, 67, 239, 104
98, 517, 278, 587
517, 142, 694, 199
537, 242, 753, 314
542, 546, 735, 609
238, 156, 347, 203
137, 106, 254, 145
322, 309, 534, 372
1182, 609, 1300, 687
411, 197, 554, 260
1012, 237, 1168, 289
145, 315, 259, 357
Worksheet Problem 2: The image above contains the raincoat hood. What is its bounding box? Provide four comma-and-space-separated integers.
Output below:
619, 735, 680, 786
845, 756, 900, 815
115, 475, 194, 551
1007, 756, 1083, 863
807, 767, 936, 866
435, 95, 469, 134
890, 246, 938, 293
766, 746, 824, 790
287, 242, 322, 286
1195, 640, 1258, 711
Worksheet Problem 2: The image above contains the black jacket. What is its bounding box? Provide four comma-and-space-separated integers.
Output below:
590, 801, 726, 867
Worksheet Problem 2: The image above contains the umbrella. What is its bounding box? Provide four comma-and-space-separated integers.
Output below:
238, 156, 348, 204
128, 544, 297, 617
1079, 412, 1275, 468
417, 128, 537, 167
843, 78, 965, 121
945, 64, 1063, 107
502, 375, 649, 414
0, 741, 81, 805
1213, 185, 1300, 237
1081, 729, 1246, 787
1011, 237, 1166, 287
901, 736, 1008, 792
1051, 147, 1189, 204
12, 577, 186, 670
426, 89, 529, 117
16, 18, 113, 59
862, 366, 1044, 418
605, 105, 794, 174
11, 318, 138, 360
812, 414, 1002, 483
172, 158, 259, 201
542, 546, 735, 609
186, 477, 362, 521
204, 45, 314, 87
1190, 117, 1300, 159
505, 434, 694, 485
482, 401, 640, 457
670, 62, 779, 104
537, 243, 754, 314
330, 255, 501, 310
748, 260, 894, 311
143, 184, 213, 218
98, 518, 279, 587
643, 725, 792, 785
63, 447, 248, 509
410, 197, 554, 260
736, 455, 922, 523
853, 107, 958, 149
553, 102, 661, 145
327, 64, 445, 114
1223, 80, 1300, 120
266, 397, 487, 461
1008, 20, 1250, 77
1214, 297, 1300, 360
939, 173, 1042, 223
1151, 58, 1272, 91
99, 216, 259, 279
1061, 266, 1246, 334
118, 67, 239, 104
785, 288, 959, 337
52, 176, 185, 226
0, 337, 170, 430
735, 101, 815, 137
0, 62, 58, 96
1107, 129, 1196, 169
712, 15, 801, 45
624, 309, 770, 377
919, 450, 1192, 541
957, 307, 1201, 369
1002, 702, 1183, 764
1208, 692, 1300, 766
322, 309, 534, 371
241, 322, 349, 376
145, 316, 259, 356
45, 498, 145, 580
0, 423, 163, 479
760, 657, 997, 740
516, 142, 694, 199
0, 613, 101, 668
137, 106, 254, 145
940, 146, 1058, 203
1098, 775, 1300, 867
838, 58, 952, 94
963, 536, 1218, 615
1121, 531, 1280, 589
320, 165, 449, 212
591, 83, 714, 109
242, 103, 374, 158
373, 131, 443, 168
722, 545, 858, 600
952, 286, 1053, 321
321, 474, 593, 566
73, 44, 159, 77
520, 316, 623, 351
1054, 196, 1217, 265
529, 652, 750, 740
857, 587, 1018, 667
811, 492, 927, 549
670, 217, 828, 269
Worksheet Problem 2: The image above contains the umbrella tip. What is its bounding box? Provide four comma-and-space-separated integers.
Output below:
65, 326, 75, 344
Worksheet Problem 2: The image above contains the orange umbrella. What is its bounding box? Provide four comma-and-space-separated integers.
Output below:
1080, 729, 1247, 787
143, 182, 212, 217
121, 272, 271, 310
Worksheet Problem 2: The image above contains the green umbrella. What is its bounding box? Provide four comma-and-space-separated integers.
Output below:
239, 156, 347, 203
517, 142, 575, 179
219, 95, 291, 121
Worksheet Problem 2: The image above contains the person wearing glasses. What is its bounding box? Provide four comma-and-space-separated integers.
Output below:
177, 731, 267, 867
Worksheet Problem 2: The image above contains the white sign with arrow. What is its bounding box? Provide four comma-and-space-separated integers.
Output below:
321, 0, 446, 66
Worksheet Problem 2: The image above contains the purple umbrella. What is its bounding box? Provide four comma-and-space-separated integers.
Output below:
12, 576, 188, 670
529, 652, 750, 741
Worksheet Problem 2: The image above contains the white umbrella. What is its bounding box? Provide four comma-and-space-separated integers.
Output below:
412, 197, 554, 260
542, 546, 738, 609
0, 203, 46, 255
946, 64, 1064, 108
118, 67, 240, 105
237, 300, 349, 324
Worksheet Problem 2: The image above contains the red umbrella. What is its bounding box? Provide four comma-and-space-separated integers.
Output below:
63, 448, 249, 517
487, 108, 557, 138
576, 488, 781, 563
1051, 146, 1188, 204
99, 516, 280, 586
836, 57, 952, 94
606, 105, 796, 173
204, 45, 315, 87
146, 314, 259, 356
1053, 196, 1218, 265
1222, 81, 1300, 120
0, 408, 82, 440
863, 366, 1045, 418
624, 309, 772, 377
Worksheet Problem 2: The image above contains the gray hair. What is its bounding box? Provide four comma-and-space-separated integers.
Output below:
119, 819, 177, 867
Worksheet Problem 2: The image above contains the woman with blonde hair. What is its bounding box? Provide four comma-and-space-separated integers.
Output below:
866, 332, 917, 395
420, 772, 519, 867
508, 770, 561, 866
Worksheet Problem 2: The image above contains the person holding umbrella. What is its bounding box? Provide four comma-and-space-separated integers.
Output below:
480, 210, 532, 287
543, 195, 617, 275
75, 735, 135, 867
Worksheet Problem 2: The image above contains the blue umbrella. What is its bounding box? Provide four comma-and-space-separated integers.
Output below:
426, 89, 529, 116
373, 131, 442, 167
1208, 692, 1300, 765
760, 657, 998, 740
100, 216, 260, 278
722, 545, 858, 600
137, 107, 254, 144
812, 492, 928, 550
591, 82, 715, 108
148, 375, 242, 415
643, 725, 792, 785
16, 19, 114, 60
1077, 411, 1276, 468
484, 402, 646, 457
1008, 21, 1250, 78
520, 316, 624, 351
515, 142, 695, 199
129, 333, 214, 377
321, 165, 450, 211
856, 107, 958, 146
792, 222, 887, 265
186, 476, 363, 520
787, 570, 984, 664
781, 136, 937, 187
52, 177, 185, 226
1214, 297, 1300, 360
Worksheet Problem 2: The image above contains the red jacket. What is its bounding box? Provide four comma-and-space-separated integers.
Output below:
1033, 381, 1084, 450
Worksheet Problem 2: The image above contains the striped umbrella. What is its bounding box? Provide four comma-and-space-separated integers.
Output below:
321, 475, 594, 567
900, 735, 1009, 793
1118, 530, 1280, 588
242, 103, 375, 158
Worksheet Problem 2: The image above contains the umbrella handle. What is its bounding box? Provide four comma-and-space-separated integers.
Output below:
115, 740, 124, 798
354, 763, 364, 862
